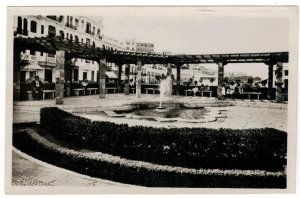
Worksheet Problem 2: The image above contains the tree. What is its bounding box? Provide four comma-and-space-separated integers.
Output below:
247, 77, 254, 85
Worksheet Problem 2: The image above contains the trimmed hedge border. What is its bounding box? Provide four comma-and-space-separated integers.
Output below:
40, 107, 287, 171
13, 128, 286, 188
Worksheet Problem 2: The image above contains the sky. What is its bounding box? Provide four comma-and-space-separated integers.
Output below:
99, 8, 289, 79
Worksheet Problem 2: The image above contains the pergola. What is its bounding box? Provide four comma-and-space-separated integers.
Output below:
14, 36, 289, 104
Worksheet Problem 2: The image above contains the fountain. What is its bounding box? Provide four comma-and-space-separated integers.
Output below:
156, 75, 173, 112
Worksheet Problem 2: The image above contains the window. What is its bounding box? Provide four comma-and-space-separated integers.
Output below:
41, 25, 44, 34
48, 25, 56, 37
86, 38, 90, 45
81, 38, 83, 43
285, 70, 288, 76
23, 18, 28, 35
59, 30, 64, 39
75, 18, 79, 27
17, 17, 22, 34
30, 50, 35, 55
30, 21, 37, 33
70, 34, 73, 41
40, 52, 43, 56
83, 72, 87, 80
75, 35, 79, 43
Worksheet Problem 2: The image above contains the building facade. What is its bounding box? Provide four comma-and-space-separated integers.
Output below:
14, 15, 122, 83
136, 42, 154, 53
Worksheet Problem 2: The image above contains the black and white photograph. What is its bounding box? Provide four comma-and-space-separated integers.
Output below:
4, 5, 298, 194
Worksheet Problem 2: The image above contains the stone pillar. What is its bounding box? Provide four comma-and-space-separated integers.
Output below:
136, 60, 142, 98
167, 63, 172, 76
124, 64, 130, 95
275, 62, 283, 102
54, 50, 65, 105
99, 57, 107, 98
217, 62, 224, 100
176, 64, 181, 95
267, 63, 274, 100
117, 64, 122, 93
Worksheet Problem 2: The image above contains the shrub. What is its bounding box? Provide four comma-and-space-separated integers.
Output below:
40, 107, 287, 171
13, 129, 286, 188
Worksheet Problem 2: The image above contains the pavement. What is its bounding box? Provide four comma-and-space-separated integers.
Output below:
10, 94, 288, 186
12, 147, 130, 187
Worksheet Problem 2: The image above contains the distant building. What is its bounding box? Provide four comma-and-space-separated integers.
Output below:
136, 42, 154, 53
122, 39, 136, 52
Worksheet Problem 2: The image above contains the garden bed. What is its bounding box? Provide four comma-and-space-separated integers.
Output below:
13, 128, 286, 188
39, 107, 287, 171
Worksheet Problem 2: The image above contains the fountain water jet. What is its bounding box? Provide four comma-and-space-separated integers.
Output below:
157, 75, 173, 111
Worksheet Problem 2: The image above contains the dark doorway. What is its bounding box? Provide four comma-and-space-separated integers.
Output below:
44, 69, 52, 82
74, 69, 79, 82
23, 18, 28, 36
48, 25, 56, 37
83, 72, 87, 80
17, 17, 22, 34
91, 71, 95, 82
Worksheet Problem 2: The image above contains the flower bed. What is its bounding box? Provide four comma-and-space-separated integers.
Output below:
13, 128, 286, 188
40, 107, 287, 171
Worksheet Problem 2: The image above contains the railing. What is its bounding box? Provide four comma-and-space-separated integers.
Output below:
47, 57, 56, 63
16, 29, 28, 36
65, 23, 77, 30
85, 29, 94, 35
30, 55, 37, 60
21, 54, 30, 59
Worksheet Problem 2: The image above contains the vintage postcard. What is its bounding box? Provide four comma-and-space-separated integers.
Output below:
5, 6, 298, 194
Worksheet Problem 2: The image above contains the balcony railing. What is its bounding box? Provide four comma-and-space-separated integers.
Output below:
21, 54, 30, 59
65, 23, 77, 30
85, 29, 95, 35
47, 57, 56, 63
30, 55, 37, 60
46, 16, 63, 23
15, 28, 28, 36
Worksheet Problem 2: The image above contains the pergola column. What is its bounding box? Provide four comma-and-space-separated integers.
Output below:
124, 64, 130, 95
275, 62, 283, 102
267, 63, 274, 99
98, 57, 107, 98
217, 61, 225, 100
167, 63, 172, 76
176, 64, 182, 95
54, 50, 65, 105
136, 60, 142, 98
117, 63, 122, 93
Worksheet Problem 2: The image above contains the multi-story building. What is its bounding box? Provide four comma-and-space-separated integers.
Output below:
122, 39, 136, 52
14, 15, 122, 83
136, 42, 154, 53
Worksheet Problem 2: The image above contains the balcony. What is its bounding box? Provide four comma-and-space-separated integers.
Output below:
65, 23, 77, 30
46, 16, 63, 23
85, 29, 95, 35
47, 57, 56, 63
21, 54, 30, 60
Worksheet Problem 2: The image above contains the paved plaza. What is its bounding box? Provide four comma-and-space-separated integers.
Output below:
12, 94, 288, 186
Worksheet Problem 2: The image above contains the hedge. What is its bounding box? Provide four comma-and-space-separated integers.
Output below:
40, 107, 287, 171
13, 129, 286, 188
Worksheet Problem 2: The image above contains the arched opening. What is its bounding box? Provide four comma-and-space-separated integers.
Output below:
48, 25, 56, 37
30, 21, 37, 33
59, 30, 64, 39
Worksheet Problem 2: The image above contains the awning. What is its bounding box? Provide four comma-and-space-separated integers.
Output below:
21, 63, 43, 71
106, 71, 118, 79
